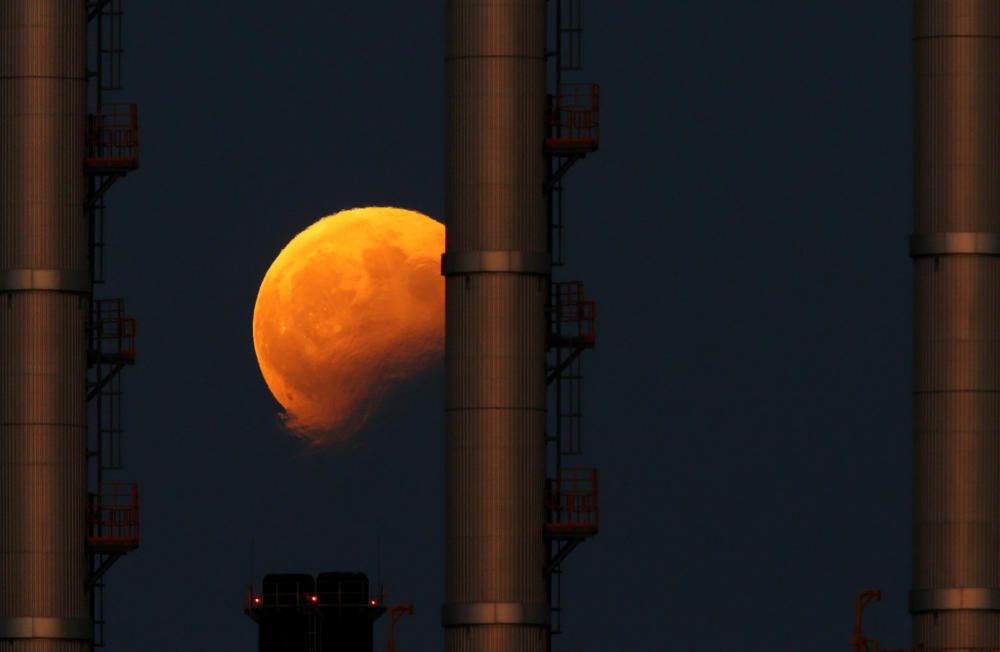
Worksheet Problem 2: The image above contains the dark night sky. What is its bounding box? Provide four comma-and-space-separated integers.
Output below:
101, 1, 912, 650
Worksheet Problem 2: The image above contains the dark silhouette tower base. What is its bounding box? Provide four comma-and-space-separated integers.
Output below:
246, 572, 386, 652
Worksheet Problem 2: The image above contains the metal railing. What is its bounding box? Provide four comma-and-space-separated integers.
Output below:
246, 585, 384, 612
88, 482, 139, 550
551, 281, 596, 344
547, 467, 599, 534
86, 103, 139, 171
548, 83, 600, 148
94, 298, 136, 362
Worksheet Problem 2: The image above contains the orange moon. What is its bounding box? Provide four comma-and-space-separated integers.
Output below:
252, 206, 445, 444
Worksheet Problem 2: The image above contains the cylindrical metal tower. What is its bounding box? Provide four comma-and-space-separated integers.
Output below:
911, 1, 1000, 647
441, 0, 549, 650
0, 1, 92, 649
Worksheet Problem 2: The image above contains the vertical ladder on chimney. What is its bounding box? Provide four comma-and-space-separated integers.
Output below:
98, 0, 124, 92
91, 576, 107, 647
87, 299, 136, 650
91, 299, 133, 472
545, 0, 601, 649
550, 562, 565, 636
557, 0, 583, 72
86, 2, 141, 648
555, 353, 583, 456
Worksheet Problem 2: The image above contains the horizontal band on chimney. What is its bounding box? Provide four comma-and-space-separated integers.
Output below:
0, 616, 92, 641
441, 601, 550, 626
441, 251, 550, 276
0, 268, 90, 293
910, 588, 1000, 612
910, 232, 1000, 257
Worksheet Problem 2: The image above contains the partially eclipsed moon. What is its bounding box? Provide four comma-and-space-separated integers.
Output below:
252, 206, 444, 444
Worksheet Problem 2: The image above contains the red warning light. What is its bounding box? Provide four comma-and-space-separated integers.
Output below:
370, 599, 376, 605
253, 597, 261, 605
310, 595, 318, 603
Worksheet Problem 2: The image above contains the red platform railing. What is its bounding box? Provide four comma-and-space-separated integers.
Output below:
94, 298, 136, 363
86, 103, 139, 172
547, 467, 599, 537
546, 83, 600, 153
88, 482, 139, 552
551, 281, 596, 345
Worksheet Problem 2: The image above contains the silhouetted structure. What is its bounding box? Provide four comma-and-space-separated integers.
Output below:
246, 572, 386, 652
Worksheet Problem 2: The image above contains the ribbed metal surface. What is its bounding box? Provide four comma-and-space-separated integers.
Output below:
914, 612, 1000, 649
0, 643, 87, 652
0, 2, 88, 271
0, 295, 89, 638
444, 0, 548, 650
913, 1, 1000, 647
446, 625, 546, 652
445, 0, 546, 254
446, 276, 547, 600
0, 1, 90, 649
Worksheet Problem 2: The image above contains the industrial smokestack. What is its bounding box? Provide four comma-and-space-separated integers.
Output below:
0, 1, 92, 648
911, 2, 1000, 647
441, 0, 550, 650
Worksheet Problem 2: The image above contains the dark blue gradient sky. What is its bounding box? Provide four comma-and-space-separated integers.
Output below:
103, 2, 913, 650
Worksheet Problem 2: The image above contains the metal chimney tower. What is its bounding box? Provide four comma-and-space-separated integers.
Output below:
441, 0, 550, 650
0, 1, 92, 647
1, 2, 140, 649
442, 0, 602, 650
911, 1, 1000, 648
